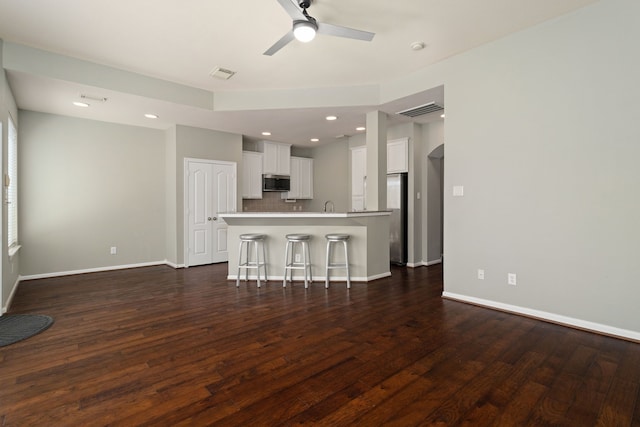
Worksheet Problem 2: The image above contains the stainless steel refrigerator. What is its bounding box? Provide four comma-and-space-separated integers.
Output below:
387, 173, 408, 265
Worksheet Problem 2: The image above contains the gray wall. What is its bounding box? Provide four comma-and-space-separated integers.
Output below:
164, 125, 178, 266
439, 0, 640, 334
19, 112, 166, 276
422, 121, 444, 264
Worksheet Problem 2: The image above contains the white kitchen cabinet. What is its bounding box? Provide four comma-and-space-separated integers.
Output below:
242, 151, 263, 199
387, 137, 409, 173
260, 141, 291, 175
298, 157, 313, 199
283, 156, 313, 199
351, 146, 367, 211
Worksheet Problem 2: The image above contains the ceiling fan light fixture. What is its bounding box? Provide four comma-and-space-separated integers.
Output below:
293, 20, 317, 43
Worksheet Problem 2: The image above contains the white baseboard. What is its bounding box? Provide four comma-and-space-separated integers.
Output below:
19, 260, 170, 281
1, 276, 21, 314
411, 258, 442, 267
442, 291, 640, 342
165, 261, 185, 269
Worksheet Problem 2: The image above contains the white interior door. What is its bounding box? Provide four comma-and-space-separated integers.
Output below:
211, 162, 236, 263
186, 159, 236, 267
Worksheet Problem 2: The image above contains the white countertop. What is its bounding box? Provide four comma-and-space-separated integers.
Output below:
219, 211, 391, 218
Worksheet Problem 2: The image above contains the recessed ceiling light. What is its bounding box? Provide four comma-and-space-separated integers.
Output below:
441, 114, 446, 118
326, 115, 338, 121
310, 138, 319, 142
144, 113, 159, 119
73, 101, 90, 108
410, 41, 426, 51
262, 131, 272, 136
356, 127, 366, 131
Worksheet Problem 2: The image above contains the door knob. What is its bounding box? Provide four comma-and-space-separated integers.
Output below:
208, 217, 213, 221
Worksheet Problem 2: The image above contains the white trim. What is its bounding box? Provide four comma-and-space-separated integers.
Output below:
8, 244, 21, 258
407, 260, 442, 268
165, 260, 185, 269
1, 276, 21, 314
442, 292, 640, 342
19, 261, 170, 281
368, 271, 392, 281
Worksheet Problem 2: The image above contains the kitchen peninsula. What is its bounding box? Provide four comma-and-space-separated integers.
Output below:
219, 211, 391, 284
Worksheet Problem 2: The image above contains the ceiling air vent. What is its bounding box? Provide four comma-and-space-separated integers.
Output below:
396, 102, 443, 118
80, 94, 108, 103
209, 67, 236, 80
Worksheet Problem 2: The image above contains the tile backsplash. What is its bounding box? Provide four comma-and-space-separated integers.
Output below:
242, 192, 311, 212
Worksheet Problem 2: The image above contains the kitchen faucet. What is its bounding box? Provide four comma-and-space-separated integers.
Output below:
323, 200, 335, 213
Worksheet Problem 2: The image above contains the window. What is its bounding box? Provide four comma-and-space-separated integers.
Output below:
8, 114, 18, 253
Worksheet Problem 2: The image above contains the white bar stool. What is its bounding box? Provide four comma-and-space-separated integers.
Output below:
236, 233, 268, 287
325, 234, 351, 289
283, 234, 313, 288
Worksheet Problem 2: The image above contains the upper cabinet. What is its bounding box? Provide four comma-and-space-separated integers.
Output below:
259, 141, 291, 175
387, 138, 409, 173
283, 156, 313, 200
242, 151, 263, 199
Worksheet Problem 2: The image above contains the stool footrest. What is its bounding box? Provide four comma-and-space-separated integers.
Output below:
327, 263, 348, 268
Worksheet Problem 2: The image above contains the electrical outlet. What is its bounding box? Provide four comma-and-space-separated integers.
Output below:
477, 269, 485, 280
110, 246, 117, 255
295, 253, 301, 263
508, 273, 517, 286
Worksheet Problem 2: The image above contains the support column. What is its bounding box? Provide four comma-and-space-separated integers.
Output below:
365, 111, 387, 211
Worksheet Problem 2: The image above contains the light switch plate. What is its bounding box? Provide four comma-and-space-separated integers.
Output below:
453, 186, 464, 197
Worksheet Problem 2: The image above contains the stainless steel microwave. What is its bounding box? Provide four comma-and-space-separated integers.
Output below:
262, 174, 290, 192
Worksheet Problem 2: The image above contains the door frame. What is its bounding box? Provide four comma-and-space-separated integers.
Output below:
183, 157, 237, 268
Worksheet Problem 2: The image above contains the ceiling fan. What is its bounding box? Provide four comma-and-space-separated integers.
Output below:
264, 0, 375, 56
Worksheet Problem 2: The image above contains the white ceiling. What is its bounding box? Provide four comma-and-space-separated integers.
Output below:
0, 0, 598, 147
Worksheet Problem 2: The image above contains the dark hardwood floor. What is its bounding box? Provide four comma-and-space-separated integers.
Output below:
1, 263, 639, 426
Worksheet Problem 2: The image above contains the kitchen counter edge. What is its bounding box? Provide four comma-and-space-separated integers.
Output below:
219, 211, 391, 219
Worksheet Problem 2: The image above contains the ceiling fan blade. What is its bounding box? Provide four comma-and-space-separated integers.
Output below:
264, 30, 296, 56
317, 22, 375, 42
276, 0, 306, 20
